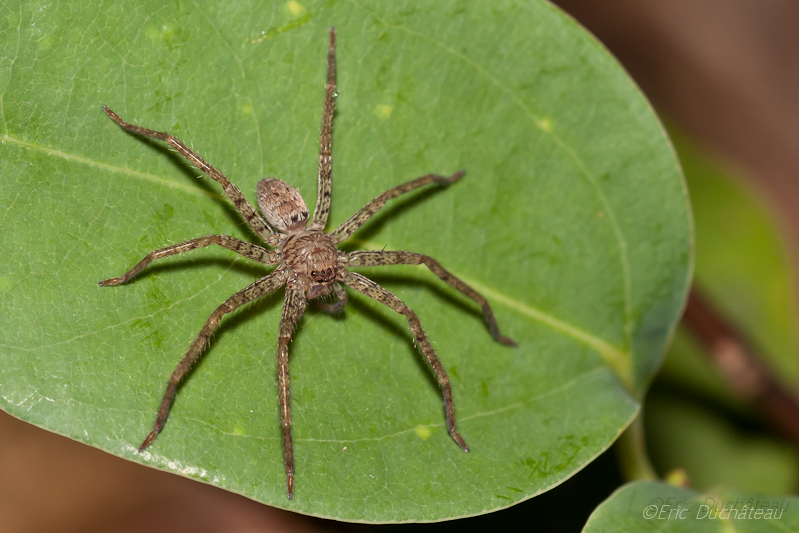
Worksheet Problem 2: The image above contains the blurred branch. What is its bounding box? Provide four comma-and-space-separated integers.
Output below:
683, 288, 799, 448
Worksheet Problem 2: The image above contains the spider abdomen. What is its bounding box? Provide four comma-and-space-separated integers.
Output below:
257, 178, 310, 232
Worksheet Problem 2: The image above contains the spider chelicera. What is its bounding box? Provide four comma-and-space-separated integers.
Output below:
100, 28, 515, 499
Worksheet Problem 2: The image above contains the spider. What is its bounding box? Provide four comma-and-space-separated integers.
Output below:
100, 28, 515, 500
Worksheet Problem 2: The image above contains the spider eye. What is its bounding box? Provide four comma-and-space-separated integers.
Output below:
311, 270, 318, 277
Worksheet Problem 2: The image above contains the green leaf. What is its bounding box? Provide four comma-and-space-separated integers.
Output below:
0, 0, 690, 521
583, 481, 799, 532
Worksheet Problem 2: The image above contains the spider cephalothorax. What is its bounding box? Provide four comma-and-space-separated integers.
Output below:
282, 230, 344, 285
100, 28, 515, 500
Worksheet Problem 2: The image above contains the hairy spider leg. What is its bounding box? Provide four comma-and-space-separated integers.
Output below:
99, 235, 279, 286
310, 28, 337, 230
332, 171, 464, 242
343, 272, 470, 453
102, 107, 280, 246
139, 270, 288, 451
277, 284, 307, 500
347, 250, 516, 346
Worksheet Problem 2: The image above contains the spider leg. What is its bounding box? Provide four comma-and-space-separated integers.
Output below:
138, 269, 287, 451
102, 107, 279, 245
332, 170, 464, 242
310, 28, 337, 230
311, 282, 347, 314
99, 235, 280, 286
348, 251, 516, 346
277, 284, 308, 499
343, 272, 469, 453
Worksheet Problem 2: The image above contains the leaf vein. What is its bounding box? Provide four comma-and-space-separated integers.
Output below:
200, 366, 622, 444
0, 134, 223, 200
